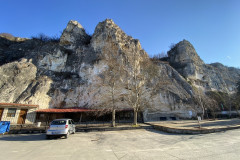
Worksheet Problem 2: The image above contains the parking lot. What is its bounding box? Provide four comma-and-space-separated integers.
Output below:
1, 129, 240, 160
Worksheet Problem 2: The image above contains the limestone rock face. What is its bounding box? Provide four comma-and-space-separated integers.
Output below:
168, 40, 240, 92
0, 19, 239, 119
60, 20, 91, 49
91, 19, 143, 55
208, 63, 240, 92
49, 19, 150, 109
0, 59, 52, 108
168, 40, 204, 78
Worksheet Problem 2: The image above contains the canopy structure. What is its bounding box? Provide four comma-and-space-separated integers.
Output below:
36, 108, 133, 113
36, 108, 135, 124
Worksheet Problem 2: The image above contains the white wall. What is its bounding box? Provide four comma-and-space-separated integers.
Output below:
0, 108, 36, 124
1, 108, 20, 124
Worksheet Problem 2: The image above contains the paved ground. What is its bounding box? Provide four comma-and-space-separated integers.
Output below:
1, 129, 240, 160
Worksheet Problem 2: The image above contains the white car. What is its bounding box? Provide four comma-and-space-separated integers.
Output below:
46, 119, 76, 139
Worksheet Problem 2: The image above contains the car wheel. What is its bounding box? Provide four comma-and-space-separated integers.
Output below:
65, 131, 70, 139
46, 135, 51, 139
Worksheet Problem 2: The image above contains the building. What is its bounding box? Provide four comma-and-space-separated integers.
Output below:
0, 103, 38, 124
36, 108, 137, 125
0, 102, 139, 125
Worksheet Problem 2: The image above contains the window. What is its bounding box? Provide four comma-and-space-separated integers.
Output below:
7, 108, 17, 117
51, 120, 66, 125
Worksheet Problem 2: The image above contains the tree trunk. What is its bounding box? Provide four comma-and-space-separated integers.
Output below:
133, 110, 138, 125
79, 113, 82, 124
212, 110, 216, 120
201, 107, 204, 120
206, 109, 209, 120
112, 109, 116, 127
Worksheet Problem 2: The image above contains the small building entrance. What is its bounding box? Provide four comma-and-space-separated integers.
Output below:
0, 108, 3, 120
17, 109, 28, 124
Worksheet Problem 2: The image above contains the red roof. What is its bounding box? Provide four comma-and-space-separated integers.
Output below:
0, 103, 39, 108
36, 108, 133, 113
36, 108, 97, 113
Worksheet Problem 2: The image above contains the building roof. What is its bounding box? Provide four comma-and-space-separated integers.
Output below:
0, 103, 39, 108
36, 108, 97, 113
36, 108, 133, 113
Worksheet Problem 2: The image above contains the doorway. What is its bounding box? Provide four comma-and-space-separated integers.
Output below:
17, 109, 28, 124
0, 108, 3, 121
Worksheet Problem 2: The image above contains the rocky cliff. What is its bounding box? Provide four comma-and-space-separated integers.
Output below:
168, 40, 240, 93
0, 19, 239, 120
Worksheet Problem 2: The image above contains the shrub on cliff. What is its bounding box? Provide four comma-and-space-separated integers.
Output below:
31, 33, 60, 43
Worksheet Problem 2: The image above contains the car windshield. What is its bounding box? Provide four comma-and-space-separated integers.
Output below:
51, 120, 66, 125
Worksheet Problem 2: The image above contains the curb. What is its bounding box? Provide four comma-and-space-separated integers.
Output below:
7, 125, 153, 134
76, 125, 153, 132
149, 124, 240, 134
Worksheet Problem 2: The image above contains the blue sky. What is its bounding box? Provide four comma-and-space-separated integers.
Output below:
1, 0, 239, 68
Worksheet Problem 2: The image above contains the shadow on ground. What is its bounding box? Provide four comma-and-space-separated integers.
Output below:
145, 129, 184, 136
0, 134, 57, 141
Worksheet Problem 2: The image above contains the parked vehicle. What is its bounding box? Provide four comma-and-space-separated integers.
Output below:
46, 119, 75, 139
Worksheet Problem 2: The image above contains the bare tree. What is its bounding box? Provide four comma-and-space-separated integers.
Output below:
193, 88, 219, 120
152, 52, 168, 60
123, 50, 168, 125
124, 51, 145, 125
192, 87, 205, 120
236, 79, 240, 116
232, 93, 240, 116
98, 40, 169, 126
237, 79, 240, 95
229, 79, 240, 117
97, 43, 125, 127
204, 96, 219, 119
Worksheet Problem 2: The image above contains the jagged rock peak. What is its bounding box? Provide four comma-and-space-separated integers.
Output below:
67, 20, 84, 29
91, 19, 143, 54
168, 39, 204, 66
94, 19, 119, 31
92, 19, 122, 40
167, 39, 204, 78
60, 20, 90, 47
